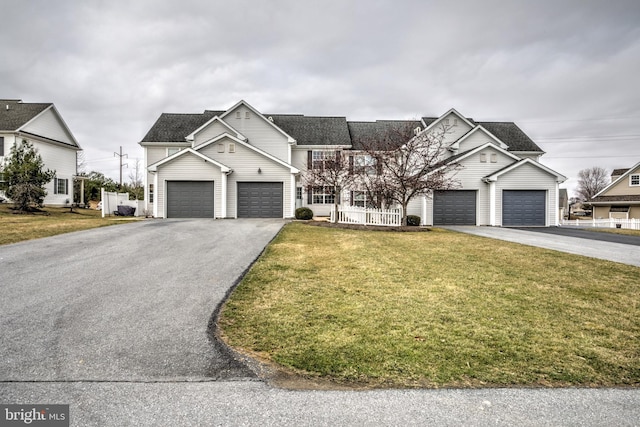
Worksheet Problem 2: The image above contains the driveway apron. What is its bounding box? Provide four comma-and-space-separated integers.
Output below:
0, 219, 285, 382
442, 226, 640, 267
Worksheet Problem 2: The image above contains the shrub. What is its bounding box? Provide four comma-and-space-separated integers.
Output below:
406, 215, 421, 226
295, 207, 314, 220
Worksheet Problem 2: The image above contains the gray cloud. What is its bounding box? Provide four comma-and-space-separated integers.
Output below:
1, 0, 639, 194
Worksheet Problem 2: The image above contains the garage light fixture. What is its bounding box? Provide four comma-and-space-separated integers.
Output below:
258, 168, 262, 174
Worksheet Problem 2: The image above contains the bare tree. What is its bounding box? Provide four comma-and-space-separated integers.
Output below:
576, 166, 609, 201
303, 150, 358, 223
357, 122, 460, 225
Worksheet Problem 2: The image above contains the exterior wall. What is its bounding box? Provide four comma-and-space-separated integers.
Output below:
593, 206, 610, 219
193, 121, 236, 147
456, 130, 503, 153
493, 163, 558, 226
197, 137, 293, 218
155, 152, 223, 218
21, 108, 76, 146
631, 206, 640, 219
291, 147, 309, 171
593, 205, 640, 219
439, 113, 473, 145
221, 105, 290, 162
601, 166, 640, 196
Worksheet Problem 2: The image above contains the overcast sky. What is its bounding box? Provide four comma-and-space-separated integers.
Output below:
2, 0, 639, 195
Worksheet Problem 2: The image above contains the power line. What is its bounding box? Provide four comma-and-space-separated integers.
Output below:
114, 146, 128, 186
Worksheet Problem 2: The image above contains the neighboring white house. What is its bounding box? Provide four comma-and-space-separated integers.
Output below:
0, 99, 82, 206
140, 100, 566, 226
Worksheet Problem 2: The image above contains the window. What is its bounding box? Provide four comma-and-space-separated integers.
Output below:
245, 111, 250, 119
453, 118, 458, 127
0, 136, 4, 156
167, 147, 181, 156
312, 186, 335, 204
354, 154, 376, 175
296, 187, 302, 200
631, 174, 640, 186
149, 184, 154, 203
236, 111, 241, 119
490, 153, 497, 163
228, 143, 236, 153
480, 153, 487, 163
217, 143, 225, 153
352, 191, 367, 207
311, 150, 336, 170
54, 178, 68, 195
444, 118, 450, 125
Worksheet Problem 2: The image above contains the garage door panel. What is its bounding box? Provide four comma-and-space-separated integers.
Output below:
502, 190, 545, 226
167, 181, 214, 218
434, 190, 476, 225
238, 182, 283, 218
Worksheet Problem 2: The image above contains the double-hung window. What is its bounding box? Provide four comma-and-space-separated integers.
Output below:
311, 150, 335, 170
312, 186, 335, 204
54, 177, 68, 195
355, 154, 376, 175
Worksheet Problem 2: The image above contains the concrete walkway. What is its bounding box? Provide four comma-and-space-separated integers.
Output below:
442, 226, 640, 267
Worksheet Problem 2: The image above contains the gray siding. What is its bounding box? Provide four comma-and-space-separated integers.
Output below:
194, 121, 235, 146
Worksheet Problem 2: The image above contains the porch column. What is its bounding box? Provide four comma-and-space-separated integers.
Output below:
422, 195, 427, 226
290, 174, 296, 218
489, 181, 496, 226
220, 172, 228, 219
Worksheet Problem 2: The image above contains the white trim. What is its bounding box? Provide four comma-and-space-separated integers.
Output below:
594, 161, 640, 197
219, 100, 297, 143
147, 148, 231, 172
153, 173, 159, 218
185, 116, 246, 142
195, 132, 300, 173
489, 181, 496, 226
220, 172, 227, 218
290, 174, 296, 217
421, 108, 476, 135
292, 144, 353, 149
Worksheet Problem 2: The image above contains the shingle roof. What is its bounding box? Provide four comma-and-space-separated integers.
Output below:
591, 195, 640, 203
141, 111, 223, 142
612, 168, 629, 176
0, 100, 51, 131
267, 115, 351, 146
477, 122, 542, 152
348, 120, 423, 150
140, 108, 544, 154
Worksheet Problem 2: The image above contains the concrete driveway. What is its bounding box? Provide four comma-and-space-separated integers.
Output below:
442, 226, 640, 267
0, 219, 285, 382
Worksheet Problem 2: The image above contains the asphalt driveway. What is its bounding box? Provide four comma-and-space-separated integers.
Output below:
443, 226, 640, 267
0, 219, 285, 382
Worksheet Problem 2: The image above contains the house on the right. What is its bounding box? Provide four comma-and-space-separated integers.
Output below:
591, 162, 640, 219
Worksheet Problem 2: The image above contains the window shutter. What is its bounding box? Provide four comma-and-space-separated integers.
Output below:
350, 191, 354, 206
307, 151, 312, 170
54, 178, 58, 194
307, 186, 312, 204
349, 155, 354, 175
336, 187, 341, 204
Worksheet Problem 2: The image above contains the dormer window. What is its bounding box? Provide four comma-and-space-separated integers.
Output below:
236, 111, 241, 119
480, 153, 487, 163
631, 174, 640, 186
245, 111, 250, 119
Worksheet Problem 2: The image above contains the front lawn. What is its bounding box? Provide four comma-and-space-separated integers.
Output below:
219, 223, 640, 388
0, 204, 137, 245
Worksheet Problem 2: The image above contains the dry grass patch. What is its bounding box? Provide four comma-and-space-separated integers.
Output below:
219, 222, 640, 389
0, 204, 137, 245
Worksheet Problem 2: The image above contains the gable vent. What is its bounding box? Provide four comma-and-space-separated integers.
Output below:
268, 116, 274, 122
414, 126, 421, 136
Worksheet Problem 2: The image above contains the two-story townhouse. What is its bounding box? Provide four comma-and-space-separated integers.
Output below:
139, 100, 565, 226
0, 99, 81, 206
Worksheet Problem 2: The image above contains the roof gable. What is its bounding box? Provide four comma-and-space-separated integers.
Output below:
0, 100, 51, 130
593, 161, 640, 198
484, 158, 566, 183
451, 126, 510, 151
186, 116, 245, 142
147, 148, 230, 172
219, 100, 296, 143
194, 133, 299, 173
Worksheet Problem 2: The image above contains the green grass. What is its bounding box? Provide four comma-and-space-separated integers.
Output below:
584, 227, 640, 237
219, 222, 640, 388
0, 204, 137, 245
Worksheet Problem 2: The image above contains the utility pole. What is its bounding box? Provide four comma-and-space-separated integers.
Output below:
114, 146, 128, 187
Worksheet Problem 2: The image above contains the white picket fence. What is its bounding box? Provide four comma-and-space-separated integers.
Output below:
101, 189, 145, 217
330, 206, 403, 226
561, 218, 640, 230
